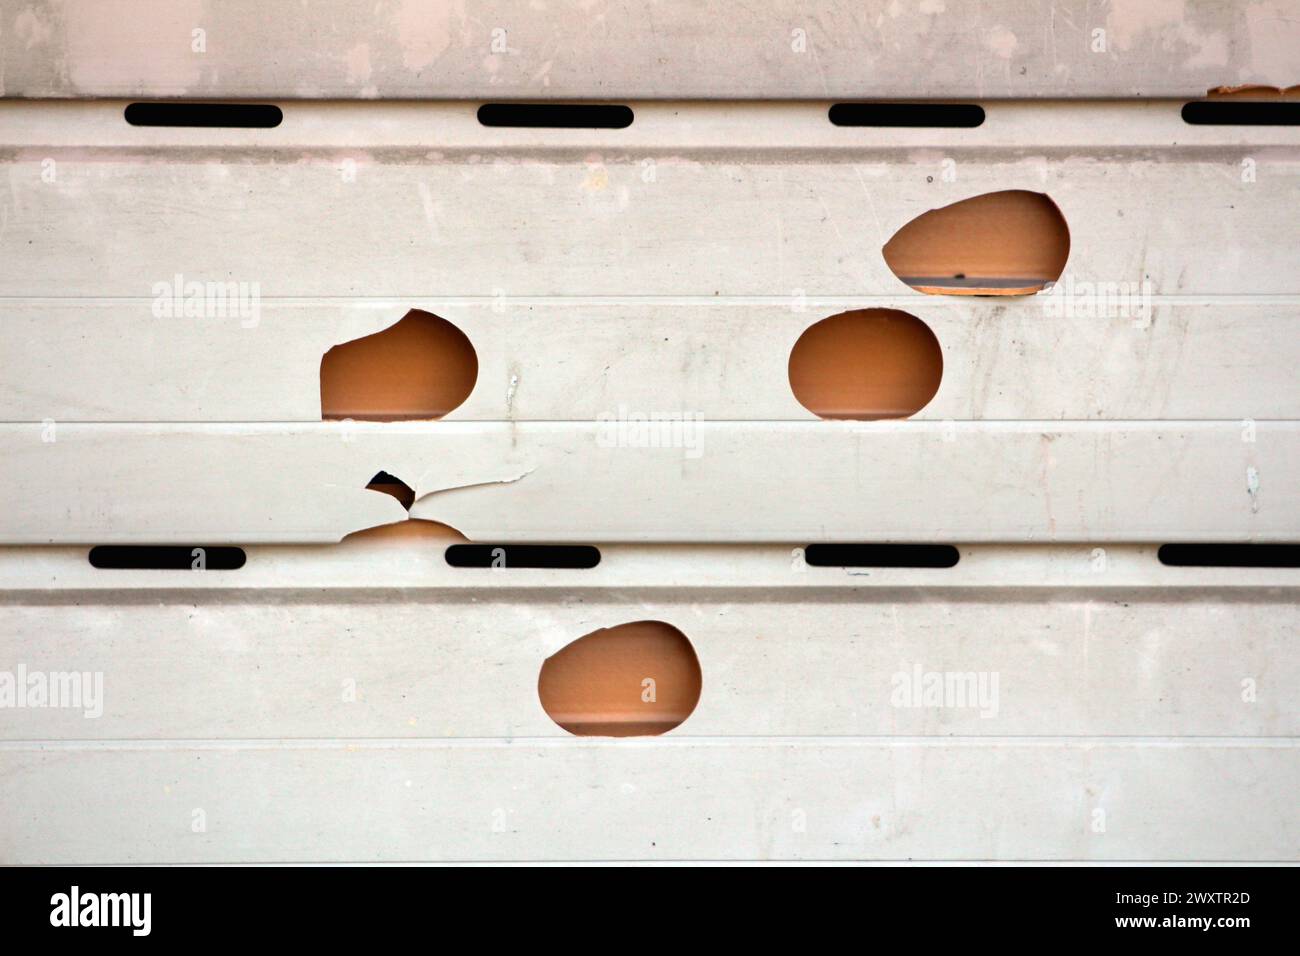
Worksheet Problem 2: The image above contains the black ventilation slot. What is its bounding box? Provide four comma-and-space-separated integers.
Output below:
829, 103, 985, 128
805, 544, 960, 568
1157, 544, 1300, 568
477, 103, 633, 129
125, 102, 283, 128
445, 544, 601, 569
1181, 101, 1300, 126
88, 545, 247, 570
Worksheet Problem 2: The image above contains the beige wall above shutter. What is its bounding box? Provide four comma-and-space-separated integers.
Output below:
3, 0, 1298, 100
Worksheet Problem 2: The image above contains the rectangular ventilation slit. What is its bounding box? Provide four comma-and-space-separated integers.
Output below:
88, 546, 246, 570
829, 103, 985, 128
124, 102, 283, 128
804, 544, 960, 568
476, 103, 634, 129
1157, 544, 1300, 568
445, 544, 601, 569
1181, 102, 1300, 125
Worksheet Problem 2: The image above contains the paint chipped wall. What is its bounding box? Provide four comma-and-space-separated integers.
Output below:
2, 0, 1298, 99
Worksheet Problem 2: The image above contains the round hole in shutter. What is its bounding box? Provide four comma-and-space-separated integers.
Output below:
789, 308, 942, 420
321, 309, 477, 421
538, 621, 702, 737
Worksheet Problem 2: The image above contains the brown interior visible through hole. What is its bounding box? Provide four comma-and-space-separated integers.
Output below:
342, 520, 468, 543
882, 189, 1070, 295
320, 310, 478, 420
538, 621, 702, 737
366, 471, 415, 510
349, 470, 468, 541
1207, 85, 1300, 98
788, 308, 943, 420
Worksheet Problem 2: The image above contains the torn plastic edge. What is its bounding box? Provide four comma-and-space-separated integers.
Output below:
410, 464, 536, 511
341, 463, 536, 542
365, 470, 416, 509
1207, 85, 1300, 99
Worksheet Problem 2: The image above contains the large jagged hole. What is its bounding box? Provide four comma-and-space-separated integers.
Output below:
538, 621, 702, 737
342, 470, 468, 542
788, 309, 942, 420
882, 190, 1070, 295
320, 310, 477, 420
365, 470, 415, 509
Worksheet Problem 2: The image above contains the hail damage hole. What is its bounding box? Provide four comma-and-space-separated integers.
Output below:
342, 520, 467, 543
445, 544, 600, 569
789, 309, 942, 420
805, 544, 960, 568
829, 103, 985, 127
882, 190, 1070, 295
320, 310, 478, 421
538, 621, 701, 736
124, 102, 283, 128
366, 471, 415, 510
89, 546, 246, 570
1158, 544, 1300, 568
349, 470, 471, 542
477, 103, 634, 128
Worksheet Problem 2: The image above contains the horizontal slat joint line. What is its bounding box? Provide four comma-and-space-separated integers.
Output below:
5, 420, 1300, 426
3, 588, 1299, 602
47, 859, 1292, 866
1, 737, 1297, 751
7, 294, 1300, 305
